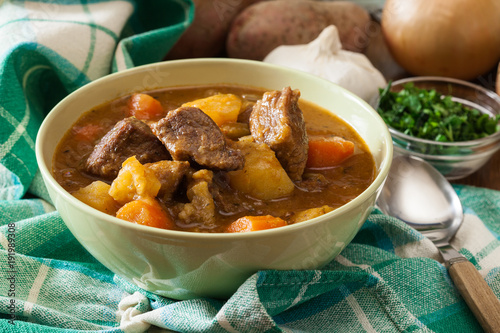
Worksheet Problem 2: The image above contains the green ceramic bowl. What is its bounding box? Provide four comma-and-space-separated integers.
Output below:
36, 59, 393, 300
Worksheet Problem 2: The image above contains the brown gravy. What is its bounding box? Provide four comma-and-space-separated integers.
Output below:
53, 84, 376, 232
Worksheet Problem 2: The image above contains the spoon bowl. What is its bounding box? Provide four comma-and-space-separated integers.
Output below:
377, 154, 463, 247
377, 154, 500, 332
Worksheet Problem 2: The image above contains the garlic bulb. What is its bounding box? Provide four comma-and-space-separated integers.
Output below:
263, 25, 386, 104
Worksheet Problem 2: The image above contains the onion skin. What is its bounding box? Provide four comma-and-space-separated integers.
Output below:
382, 0, 500, 80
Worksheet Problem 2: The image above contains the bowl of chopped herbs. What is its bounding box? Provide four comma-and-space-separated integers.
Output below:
377, 76, 500, 179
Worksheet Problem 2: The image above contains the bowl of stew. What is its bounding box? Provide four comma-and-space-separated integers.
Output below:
36, 58, 393, 300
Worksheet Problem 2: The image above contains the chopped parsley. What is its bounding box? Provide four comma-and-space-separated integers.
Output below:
377, 82, 500, 142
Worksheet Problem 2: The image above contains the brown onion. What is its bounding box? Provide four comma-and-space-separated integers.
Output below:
382, 0, 500, 80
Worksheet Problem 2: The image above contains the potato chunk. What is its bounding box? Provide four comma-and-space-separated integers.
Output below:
182, 94, 242, 126
73, 181, 118, 215
228, 140, 294, 200
290, 205, 334, 223
109, 156, 161, 205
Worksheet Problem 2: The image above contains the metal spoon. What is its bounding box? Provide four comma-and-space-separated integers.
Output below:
377, 154, 500, 333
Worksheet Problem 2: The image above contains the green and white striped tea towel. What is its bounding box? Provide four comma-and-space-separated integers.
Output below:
0, 0, 193, 200
1, 187, 499, 332
1, 1, 499, 332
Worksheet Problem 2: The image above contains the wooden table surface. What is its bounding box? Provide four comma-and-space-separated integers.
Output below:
451, 70, 500, 191
453, 149, 500, 191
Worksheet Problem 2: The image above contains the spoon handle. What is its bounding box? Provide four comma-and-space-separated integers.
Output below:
448, 260, 500, 333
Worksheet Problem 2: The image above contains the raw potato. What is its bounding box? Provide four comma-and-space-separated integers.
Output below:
166, 0, 263, 59
227, 0, 371, 60
362, 20, 407, 81
228, 140, 294, 200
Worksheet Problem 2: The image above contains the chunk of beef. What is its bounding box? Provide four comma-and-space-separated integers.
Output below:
210, 171, 255, 216
220, 122, 250, 140
237, 101, 254, 124
85, 117, 170, 179
175, 169, 216, 228
150, 106, 244, 171
295, 173, 330, 192
249, 87, 308, 181
145, 160, 191, 202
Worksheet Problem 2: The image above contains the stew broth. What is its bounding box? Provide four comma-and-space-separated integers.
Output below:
53, 84, 376, 232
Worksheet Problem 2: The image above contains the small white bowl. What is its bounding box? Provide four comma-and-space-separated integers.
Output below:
36, 59, 392, 300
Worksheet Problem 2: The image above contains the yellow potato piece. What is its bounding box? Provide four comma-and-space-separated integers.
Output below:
109, 156, 161, 205
290, 205, 334, 223
228, 140, 294, 200
182, 94, 242, 125
73, 181, 118, 215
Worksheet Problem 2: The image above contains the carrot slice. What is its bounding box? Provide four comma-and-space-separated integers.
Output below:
127, 93, 164, 120
116, 198, 175, 230
306, 136, 355, 168
225, 215, 287, 233
72, 124, 103, 142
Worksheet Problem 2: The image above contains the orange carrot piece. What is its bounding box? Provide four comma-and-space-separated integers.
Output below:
116, 198, 175, 230
225, 215, 287, 233
72, 124, 103, 142
306, 136, 355, 168
127, 93, 164, 120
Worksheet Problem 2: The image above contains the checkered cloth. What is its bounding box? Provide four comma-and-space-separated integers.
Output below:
1, 1, 500, 332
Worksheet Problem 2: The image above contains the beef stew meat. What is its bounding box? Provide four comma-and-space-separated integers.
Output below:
151, 106, 244, 171
85, 117, 170, 179
145, 160, 190, 202
249, 87, 308, 181
52, 84, 376, 233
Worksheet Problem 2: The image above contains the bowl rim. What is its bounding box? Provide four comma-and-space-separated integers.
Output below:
36, 58, 393, 241
379, 75, 500, 147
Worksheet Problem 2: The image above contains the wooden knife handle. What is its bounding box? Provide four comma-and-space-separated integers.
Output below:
448, 260, 500, 333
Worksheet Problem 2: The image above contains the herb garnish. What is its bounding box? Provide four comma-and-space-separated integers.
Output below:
377, 82, 500, 142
